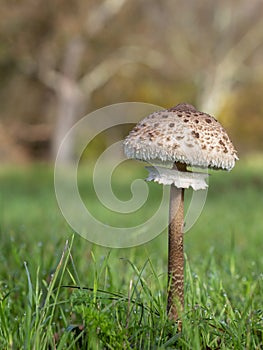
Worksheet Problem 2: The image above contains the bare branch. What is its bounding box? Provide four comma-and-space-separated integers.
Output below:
80, 46, 165, 94
199, 14, 263, 114
86, 0, 129, 36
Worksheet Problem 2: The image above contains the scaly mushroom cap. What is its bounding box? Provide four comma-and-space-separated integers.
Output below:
123, 103, 238, 171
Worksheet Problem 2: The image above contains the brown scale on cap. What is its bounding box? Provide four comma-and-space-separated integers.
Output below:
124, 103, 238, 170
168, 103, 197, 113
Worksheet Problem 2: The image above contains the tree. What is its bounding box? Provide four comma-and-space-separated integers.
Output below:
1, 0, 263, 161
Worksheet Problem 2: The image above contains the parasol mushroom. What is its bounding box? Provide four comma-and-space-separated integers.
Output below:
123, 103, 238, 330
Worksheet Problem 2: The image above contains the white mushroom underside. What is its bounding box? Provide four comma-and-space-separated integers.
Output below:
124, 143, 236, 170
145, 166, 209, 190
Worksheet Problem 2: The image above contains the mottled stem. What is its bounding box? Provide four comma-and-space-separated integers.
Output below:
167, 163, 185, 330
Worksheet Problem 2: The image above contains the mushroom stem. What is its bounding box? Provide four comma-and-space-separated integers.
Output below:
167, 162, 186, 330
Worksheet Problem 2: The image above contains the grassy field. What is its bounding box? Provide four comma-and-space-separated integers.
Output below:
0, 156, 262, 349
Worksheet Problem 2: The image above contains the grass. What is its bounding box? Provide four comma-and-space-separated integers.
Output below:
0, 155, 262, 349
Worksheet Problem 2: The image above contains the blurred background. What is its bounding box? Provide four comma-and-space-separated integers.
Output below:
1, 0, 263, 164
1, 2, 263, 347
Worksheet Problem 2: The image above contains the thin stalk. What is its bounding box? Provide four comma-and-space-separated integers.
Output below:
167, 163, 185, 330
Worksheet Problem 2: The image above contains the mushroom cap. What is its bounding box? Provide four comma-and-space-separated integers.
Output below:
123, 103, 238, 170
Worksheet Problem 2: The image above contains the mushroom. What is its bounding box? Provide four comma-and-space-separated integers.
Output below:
123, 103, 238, 330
